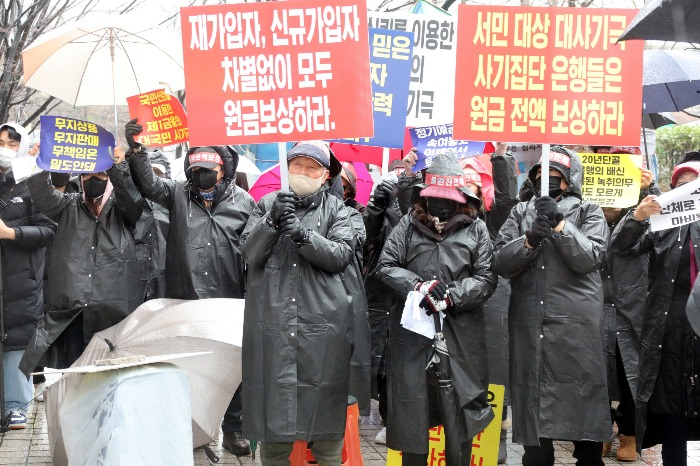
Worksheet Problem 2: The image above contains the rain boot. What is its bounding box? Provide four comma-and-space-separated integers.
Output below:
497, 427, 507, 464
602, 441, 612, 457
616, 434, 638, 461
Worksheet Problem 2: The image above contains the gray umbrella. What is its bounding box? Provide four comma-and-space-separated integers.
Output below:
618, 0, 700, 44
643, 112, 676, 129
643, 49, 700, 113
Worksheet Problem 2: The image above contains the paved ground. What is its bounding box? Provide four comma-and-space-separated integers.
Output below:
0, 395, 692, 466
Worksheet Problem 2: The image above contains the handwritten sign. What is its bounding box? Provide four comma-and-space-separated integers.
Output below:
38, 116, 114, 173
453, 6, 643, 146
126, 89, 189, 147
409, 123, 486, 171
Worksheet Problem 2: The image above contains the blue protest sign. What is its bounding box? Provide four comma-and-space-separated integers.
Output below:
38, 116, 115, 173
409, 124, 486, 171
333, 28, 413, 149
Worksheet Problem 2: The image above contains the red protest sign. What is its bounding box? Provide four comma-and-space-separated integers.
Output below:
126, 89, 189, 148
453, 7, 643, 146
180, 0, 374, 146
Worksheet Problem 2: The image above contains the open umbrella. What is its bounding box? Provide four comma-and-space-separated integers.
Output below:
643, 112, 677, 129
618, 0, 700, 44
42, 298, 244, 465
643, 49, 700, 113
21, 15, 184, 137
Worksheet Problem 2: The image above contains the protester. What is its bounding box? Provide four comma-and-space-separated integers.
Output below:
124, 120, 255, 456
493, 146, 611, 466
0, 123, 56, 429
609, 158, 700, 466
132, 150, 170, 301
599, 164, 657, 461
375, 152, 496, 466
20, 145, 144, 377
363, 163, 403, 445
241, 140, 356, 466
340, 162, 366, 213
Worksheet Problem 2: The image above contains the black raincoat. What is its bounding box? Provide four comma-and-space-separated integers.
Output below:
0, 174, 56, 351
492, 152, 612, 445
241, 181, 356, 442
610, 215, 700, 450
20, 163, 144, 374
128, 148, 255, 300
375, 212, 497, 454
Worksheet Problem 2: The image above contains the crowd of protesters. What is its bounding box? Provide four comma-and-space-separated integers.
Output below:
0, 117, 699, 466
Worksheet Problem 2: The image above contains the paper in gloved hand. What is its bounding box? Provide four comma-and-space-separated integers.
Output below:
401, 291, 444, 339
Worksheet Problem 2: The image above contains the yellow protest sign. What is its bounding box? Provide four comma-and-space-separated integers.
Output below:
386, 384, 504, 466
580, 153, 641, 208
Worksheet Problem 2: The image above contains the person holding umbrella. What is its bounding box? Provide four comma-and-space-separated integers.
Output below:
493, 147, 611, 466
123, 120, 256, 456
241, 140, 357, 466
375, 152, 496, 466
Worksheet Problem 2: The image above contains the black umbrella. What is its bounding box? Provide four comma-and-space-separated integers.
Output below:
643, 49, 700, 113
618, 0, 700, 44
643, 112, 676, 129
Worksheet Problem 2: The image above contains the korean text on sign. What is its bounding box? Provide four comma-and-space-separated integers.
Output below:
650, 178, 700, 232
126, 89, 189, 148
38, 116, 115, 174
334, 28, 413, 150
453, 6, 643, 146
409, 123, 486, 171
580, 153, 641, 208
368, 12, 456, 127
181, 0, 373, 145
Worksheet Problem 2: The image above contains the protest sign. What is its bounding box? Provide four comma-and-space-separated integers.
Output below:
454, 6, 643, 146
368, 12, 457, 127
409, 123, 486, 171
580, 153, 641, 208
180, 0, 373, 145
126, 89, 189, 147
38, 116, 115, 173
386, 384, 504, 466
650, 178, 700, 232
334, 28, 413, 149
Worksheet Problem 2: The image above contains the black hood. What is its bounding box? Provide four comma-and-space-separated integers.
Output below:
184, 145, 238, 182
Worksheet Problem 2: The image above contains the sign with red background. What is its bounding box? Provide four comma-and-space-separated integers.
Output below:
127, 89, 189, 148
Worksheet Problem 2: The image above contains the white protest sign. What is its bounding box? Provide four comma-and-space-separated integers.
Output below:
368, 12, 457, 127
650, 178, 700, 232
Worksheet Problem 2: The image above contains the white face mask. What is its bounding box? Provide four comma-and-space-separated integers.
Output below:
0, 147, 17, 169
289, 173, 326, 197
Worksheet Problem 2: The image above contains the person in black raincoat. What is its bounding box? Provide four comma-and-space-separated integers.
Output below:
124, 120, 255, 456
599, 163, 658, 461
375, 152, 496, 466
241, 141, 356, 466
20, 147, 144, 375
132, 150, 170, 301
609, 159, 700, 466
493, 147, 610, 466
340, 162, 366, 213
0, 123, 56, 427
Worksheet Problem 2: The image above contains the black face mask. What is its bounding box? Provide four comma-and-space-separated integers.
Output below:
534, 175, 564, 198
426, 198, 459, 221
82, 177, 107, 199
51, 172, 71, 188
192, 168, 219, 191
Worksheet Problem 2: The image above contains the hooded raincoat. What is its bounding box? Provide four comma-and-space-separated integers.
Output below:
20, 162, 144, 374
241, 161, 357, 442
492, 149, 612, 445
375, 190, 497, 454
127, 146, 255, 300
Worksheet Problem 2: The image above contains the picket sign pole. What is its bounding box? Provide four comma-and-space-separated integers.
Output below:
540, 143, 550, 198
381, 147, 390, 175
278, 142, 289, 192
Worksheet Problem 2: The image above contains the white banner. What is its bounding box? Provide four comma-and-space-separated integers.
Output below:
368, 12, 457, 127
650, 178, 700, 232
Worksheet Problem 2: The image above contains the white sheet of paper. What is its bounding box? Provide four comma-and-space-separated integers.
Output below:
401, 290, 443, 339
10, 156, 42, 183
650, 177, 700, 232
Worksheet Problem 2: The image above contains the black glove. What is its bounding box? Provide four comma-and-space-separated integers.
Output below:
270, 191, 295, 223
373, 180, 397, 208
525, 215, 554, 248
415, 280, 449, 302
124, 119, 143, 150
279, 212, 306, 242
535, 196, 564, 228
